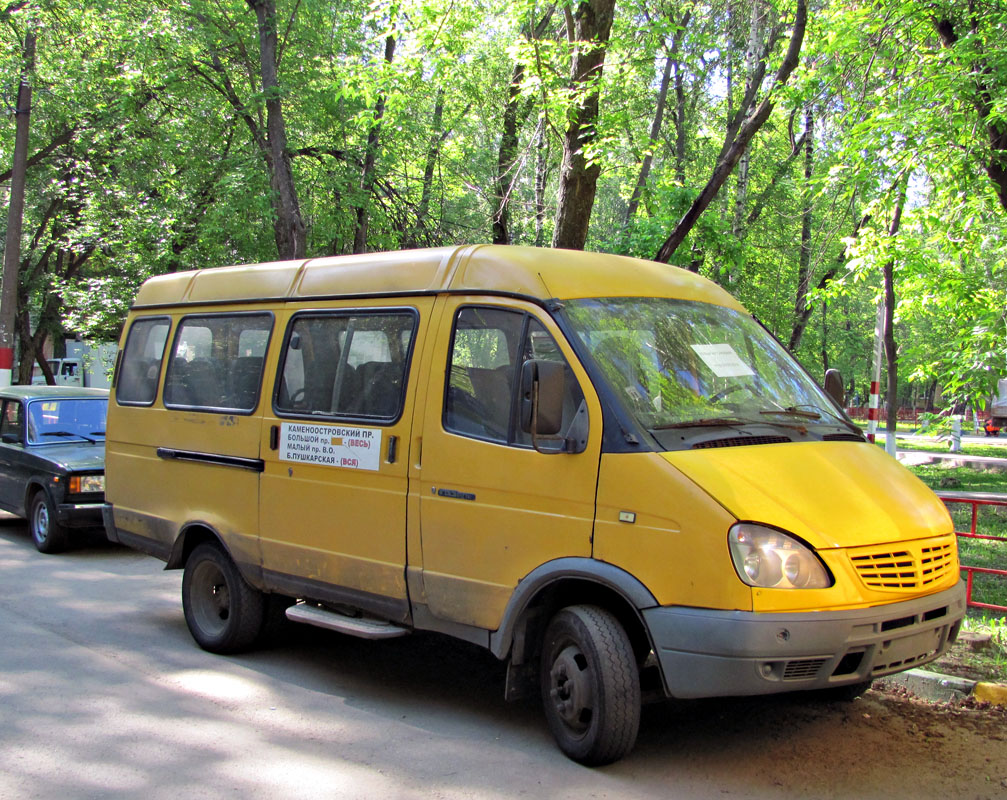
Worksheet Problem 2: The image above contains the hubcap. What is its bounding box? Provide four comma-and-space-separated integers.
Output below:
33, 500, 49, 543
548, 644, 593, 732
190, 560, 231, 636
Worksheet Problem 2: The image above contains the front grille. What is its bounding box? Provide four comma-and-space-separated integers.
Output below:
848, 536, 956, 592
692, 435, 790, 449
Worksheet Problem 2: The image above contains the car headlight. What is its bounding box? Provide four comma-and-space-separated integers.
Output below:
728, 523, 832, 589
68, 474, 104, 494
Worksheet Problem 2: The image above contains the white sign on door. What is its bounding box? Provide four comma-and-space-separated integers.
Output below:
278, 422, 382, 471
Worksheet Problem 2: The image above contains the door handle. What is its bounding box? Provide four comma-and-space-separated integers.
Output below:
436, 488, 476, 501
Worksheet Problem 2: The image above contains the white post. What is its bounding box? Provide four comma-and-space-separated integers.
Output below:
950, 415, 961, 453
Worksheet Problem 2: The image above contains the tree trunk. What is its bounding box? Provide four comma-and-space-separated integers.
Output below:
0, 27, 35, 386
673, 44, 687, 183
492, 9, 554, 246
353, 34, 396, 254
248, 0, 306, 259
534, 119, 549, 247
493, 61, 526, 245
654, 0, 806, 264
552, 0, 617, 251
732, 1, 767, 238
626, 10, 691, 225
413, 90, 445, 247
821, 299, 829, 374
935, 17, 1007, 213
789, 109, 814, 343
745, 128, 808, 226
884, 179, 908, 445
789, 212, 870, 352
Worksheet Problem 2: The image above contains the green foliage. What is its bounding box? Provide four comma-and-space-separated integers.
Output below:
0, 0, 1003, 403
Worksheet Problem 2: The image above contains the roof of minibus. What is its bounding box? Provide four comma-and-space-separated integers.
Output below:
131, 244, 746, 312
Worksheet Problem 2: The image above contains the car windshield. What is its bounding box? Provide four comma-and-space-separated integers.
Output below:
563, 298, 842, 433
27, 398, 107, 444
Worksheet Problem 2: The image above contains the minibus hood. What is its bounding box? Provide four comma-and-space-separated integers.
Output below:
661, 441, 952, 549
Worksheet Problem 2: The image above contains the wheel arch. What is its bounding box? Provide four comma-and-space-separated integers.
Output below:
489, 558, 658, 667
23, 477, 51, 517
165, 522, 227, 570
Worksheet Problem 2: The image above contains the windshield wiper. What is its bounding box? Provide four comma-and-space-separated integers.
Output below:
42, 430, 99, 443
651, 417, 752, 430
760, 407, 821, 419
762, 404, 863, 435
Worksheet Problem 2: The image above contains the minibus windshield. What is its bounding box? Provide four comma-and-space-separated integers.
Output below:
564, 298, 850, 436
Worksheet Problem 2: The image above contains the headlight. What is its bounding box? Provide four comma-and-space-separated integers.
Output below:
68, 474, 104, 494
728, 523, 832, 589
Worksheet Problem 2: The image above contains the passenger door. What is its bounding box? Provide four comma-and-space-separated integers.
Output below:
413, 299, 602, 631
258, 301, 432, 623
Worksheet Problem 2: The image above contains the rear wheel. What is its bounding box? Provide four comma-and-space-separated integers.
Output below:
29, 491, 68, 554
182, 542, 265, 654
540, 605, 641, 765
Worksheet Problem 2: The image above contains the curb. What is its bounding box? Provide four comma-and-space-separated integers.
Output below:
876, 668, 1007, 706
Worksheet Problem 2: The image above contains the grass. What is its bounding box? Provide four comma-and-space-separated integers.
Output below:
904, 464, 1007, 612
932, 613, 1007, 684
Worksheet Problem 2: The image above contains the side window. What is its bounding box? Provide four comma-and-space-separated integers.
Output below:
275, 311, 416, 422
116, 317, 170, 405
444, 308, 584, 447
445, 308, 524, 442
0, 401, 23, 443
164, 313, 272, 412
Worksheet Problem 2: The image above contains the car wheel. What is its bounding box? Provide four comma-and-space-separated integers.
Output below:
182, 542, 265, 654
29, 491, 68, 554
540, 604, 641, 766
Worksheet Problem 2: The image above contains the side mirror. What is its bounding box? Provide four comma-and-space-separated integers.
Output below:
1, 432, 21, 444
824, 369, 845, 408
520, 359, 565, 438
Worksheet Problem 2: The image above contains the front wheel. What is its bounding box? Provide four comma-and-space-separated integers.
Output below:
540, 605, 641, 766
29, 491, 68, 554
182, 542, 265, 654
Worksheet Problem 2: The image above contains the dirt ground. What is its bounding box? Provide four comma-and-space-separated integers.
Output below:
637, 683, 1007, 800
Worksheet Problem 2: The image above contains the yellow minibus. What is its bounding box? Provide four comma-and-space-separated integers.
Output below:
104, 245, 965, 764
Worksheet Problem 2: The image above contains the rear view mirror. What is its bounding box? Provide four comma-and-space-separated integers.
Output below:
824, 369, 845, 407
520, 359, 565, 437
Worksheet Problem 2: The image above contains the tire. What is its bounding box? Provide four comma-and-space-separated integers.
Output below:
182, 542, 265, 654
540, 605, 641, 766
29, 491, 68, 554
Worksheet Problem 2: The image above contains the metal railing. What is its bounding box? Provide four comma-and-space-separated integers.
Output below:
937, 493, 1007, 613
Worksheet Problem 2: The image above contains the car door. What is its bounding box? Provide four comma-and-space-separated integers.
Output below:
257, 300, 432, 623
0, 399, 27, 511
413, 298, 603, 631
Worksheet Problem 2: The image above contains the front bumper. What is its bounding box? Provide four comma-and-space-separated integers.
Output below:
56, 501, 106, 529
643, 581, 966, 699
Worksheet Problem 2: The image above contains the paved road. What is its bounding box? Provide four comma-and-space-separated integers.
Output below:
2, 518, 1006, 800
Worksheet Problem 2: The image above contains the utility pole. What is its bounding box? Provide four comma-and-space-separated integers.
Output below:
0, 27, 35, 387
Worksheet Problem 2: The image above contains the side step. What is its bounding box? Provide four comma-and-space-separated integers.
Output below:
285, 603, 410, 640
